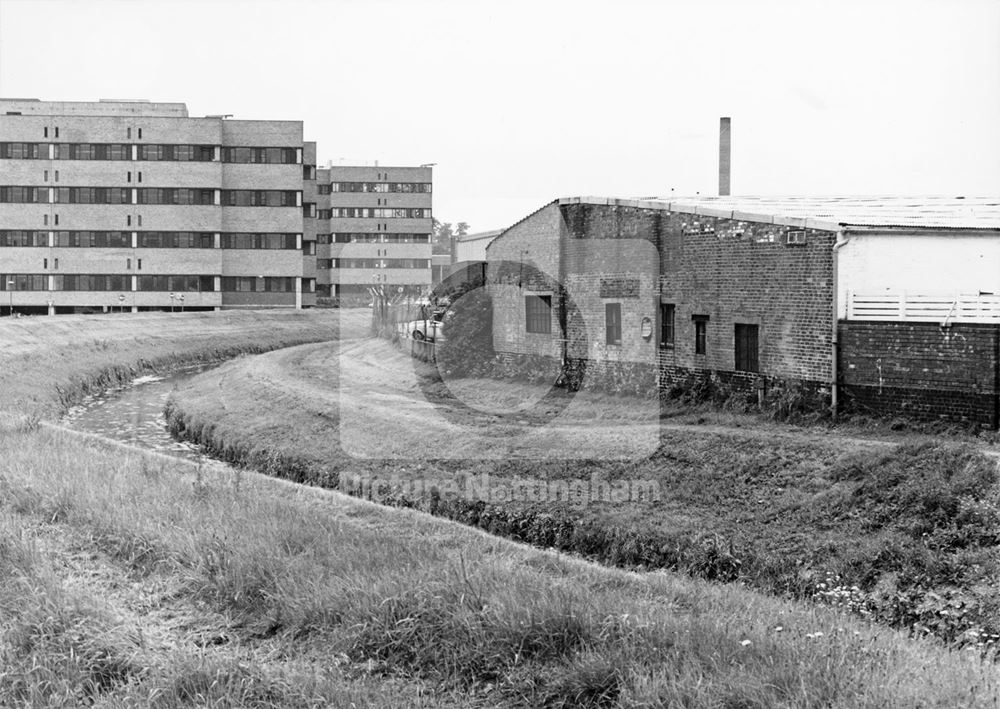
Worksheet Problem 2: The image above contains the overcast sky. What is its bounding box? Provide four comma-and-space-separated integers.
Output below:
1, 0, 998, 232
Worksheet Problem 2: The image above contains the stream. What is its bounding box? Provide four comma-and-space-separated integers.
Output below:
61, 363, 216, 462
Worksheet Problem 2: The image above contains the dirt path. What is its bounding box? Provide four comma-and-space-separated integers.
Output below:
214, 331, 1000, 465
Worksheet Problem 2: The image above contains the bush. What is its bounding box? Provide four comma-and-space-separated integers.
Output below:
436, 286, 495, 378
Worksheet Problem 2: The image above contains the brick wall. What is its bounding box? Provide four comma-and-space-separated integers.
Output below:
487, 201, 836, 399
486, 202, 565, 360
658, 212, 835, 390
839, 321, 1000, 426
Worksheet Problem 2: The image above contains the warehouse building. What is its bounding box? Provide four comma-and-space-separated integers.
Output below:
455, 228, 502, 263
486, 195, 1000, 426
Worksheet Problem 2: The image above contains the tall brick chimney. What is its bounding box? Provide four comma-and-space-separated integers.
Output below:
719, 116, 731, 196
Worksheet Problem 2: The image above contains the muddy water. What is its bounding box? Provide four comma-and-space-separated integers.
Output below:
61, 364, 213, 462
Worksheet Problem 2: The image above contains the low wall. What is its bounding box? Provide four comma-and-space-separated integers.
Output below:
838, 321, 1000, 427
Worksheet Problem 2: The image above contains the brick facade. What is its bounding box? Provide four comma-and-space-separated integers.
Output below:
487, 199, 835, 397
657, 211, 835, 392
839, 321, 1000, 426
0, 99, 313, 313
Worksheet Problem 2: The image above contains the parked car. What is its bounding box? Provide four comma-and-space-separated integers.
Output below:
407, 316, 445, 341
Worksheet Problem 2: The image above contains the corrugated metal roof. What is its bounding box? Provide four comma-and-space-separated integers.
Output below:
553, 196, 1000, 231
655, 196, 1000, 231
457, 229, 503, 243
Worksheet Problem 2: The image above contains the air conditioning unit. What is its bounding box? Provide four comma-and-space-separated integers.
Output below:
785, 230, 806, 245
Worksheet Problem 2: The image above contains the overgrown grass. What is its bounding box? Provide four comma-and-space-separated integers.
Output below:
0, 310, 341, 419
5, 310, 1000, 705
165, 340, 1000, 650
3, 427, 1000, 706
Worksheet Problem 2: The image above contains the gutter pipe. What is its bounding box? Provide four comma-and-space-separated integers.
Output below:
831, 228, 851, 419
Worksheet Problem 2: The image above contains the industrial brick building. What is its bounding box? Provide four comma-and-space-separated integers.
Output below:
486, 195, 1000, 426
0, 98, 433, 313
454, 229, 502, 263
314, 164, 433, 304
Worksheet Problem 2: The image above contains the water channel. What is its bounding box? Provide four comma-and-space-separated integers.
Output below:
61, 363, 215, 462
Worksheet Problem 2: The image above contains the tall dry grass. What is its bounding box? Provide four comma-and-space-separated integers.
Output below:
2, 426, 999, 707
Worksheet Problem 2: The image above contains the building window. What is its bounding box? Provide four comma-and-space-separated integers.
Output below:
735, 324, 759, 372
221, 147, 297, 164
693, 315, 709, 355
659, 303, 675, 348
525, 294, 551, 334
220, 233, 297, 249
137, 275, 213, 292
605, 303, 622, 345
0, 231, 48, 247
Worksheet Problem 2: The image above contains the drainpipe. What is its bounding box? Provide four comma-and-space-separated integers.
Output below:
831, 229, 851, 420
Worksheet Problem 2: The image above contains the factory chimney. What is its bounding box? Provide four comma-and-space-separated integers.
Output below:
718, 117, 731, 196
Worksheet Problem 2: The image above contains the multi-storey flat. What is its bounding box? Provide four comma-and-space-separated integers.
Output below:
0, 98, 317, 313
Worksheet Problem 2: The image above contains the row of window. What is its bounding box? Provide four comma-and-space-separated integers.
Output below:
0, 274, 211, 291
0, 187, 302, 206
0, 143, 300, 163
0, 230, 300, 249
317, 258, 431, 269
222, 189, 299, 207
316, 233, 430, 244
220, 147, 299, 164
318, 208, 431, 219
220, 233, 298, 250
317, 182, 432, 194
220, 277, 296, 292
140, 144, 215, 162
523, 297, 760, 371
139, 188, 215, 205
0, 274, 298, 293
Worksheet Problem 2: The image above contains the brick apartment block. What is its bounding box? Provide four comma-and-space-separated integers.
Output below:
0, 98, 433, 313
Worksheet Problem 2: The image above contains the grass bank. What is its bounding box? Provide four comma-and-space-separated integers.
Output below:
3, 425, 999, 707
166, 339, 1000, 651
0, 310, 341, 420
3, 311, 1000, 705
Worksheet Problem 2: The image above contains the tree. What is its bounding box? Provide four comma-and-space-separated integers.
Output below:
455, 222, 469, 238
432, 219, 453, 255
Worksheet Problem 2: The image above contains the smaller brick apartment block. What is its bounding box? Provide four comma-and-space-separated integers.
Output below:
314, 165, 433, 305
486, 196, 1000, 425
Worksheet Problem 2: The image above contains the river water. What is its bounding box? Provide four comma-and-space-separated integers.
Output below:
61, 364, 214, 462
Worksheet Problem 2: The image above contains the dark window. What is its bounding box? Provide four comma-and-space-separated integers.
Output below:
605, 303, 622, 345
693, 315, 709, 355
137, 274, 211, 292
525, 295, 552, 334
55, 274, 129, 291
0, 186, 47, 203
659, 303, 675, 348
735, 324, 759, 372
1, 274, 49, 291
0, 231, 48, 247
221, 276, 257, 292
221, 233, 297, 249
138, 232, 214, 248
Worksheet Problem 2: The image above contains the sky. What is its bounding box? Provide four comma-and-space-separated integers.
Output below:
1, 0, 998, 232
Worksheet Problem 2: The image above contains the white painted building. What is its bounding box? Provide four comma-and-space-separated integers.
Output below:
664, 196, 1000, 325
455, 229, 502, 263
